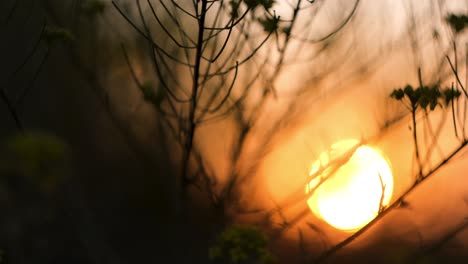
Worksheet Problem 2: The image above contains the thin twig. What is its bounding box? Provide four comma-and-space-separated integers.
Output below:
451, 82, 459, 139
0, 88, 23, 131
377, 173, 386, 214
446, 55, 468, 97
290, 0, 359, 43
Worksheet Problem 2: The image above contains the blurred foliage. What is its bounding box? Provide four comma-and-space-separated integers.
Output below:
0, 132, 68, 193
243, 0, 276, 10
281, 25, 292, 36
81, 0, 107, 16
140, 81, 165, 107
44, 26, 75, 45
209, 225, 275, 264
229, 0, 242, 19
0, 132, 72, 263
390, 84, 461, 111
258, 16, 279, 33
228, 0, 278, 33
446, 13, 468, 33
442, 88, 462, 106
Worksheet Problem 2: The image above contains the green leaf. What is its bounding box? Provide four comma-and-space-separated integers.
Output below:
0, 132, 68, 192
44, 26, 74, 45
209, 225, 275, 264
209, 246, 222, 260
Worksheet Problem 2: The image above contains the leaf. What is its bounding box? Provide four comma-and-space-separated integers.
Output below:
209, 246, 222, 260
416, 85, 441, 111
418, 93, 429, 110
390, 88, 404, 100
44, 26, 74, 45
446, 13, 468, 33
403, 84, 418, 105
140, 81, 165, 106
0, 132, 68, 192
281, 26, 291, 35
429, 100, 438, 111
243, 0, 276, 10
443, 87, 462, 105
258, 16, 279, 32
229, 0, 241, 19
209, 225, 275, 263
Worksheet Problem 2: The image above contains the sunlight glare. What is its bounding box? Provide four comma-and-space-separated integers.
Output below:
305, 140, 393, 232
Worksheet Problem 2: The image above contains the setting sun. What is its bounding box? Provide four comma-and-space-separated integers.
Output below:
305, 140, 393, 232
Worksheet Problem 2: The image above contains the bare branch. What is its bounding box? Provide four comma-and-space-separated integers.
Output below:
290, 0, 359, 43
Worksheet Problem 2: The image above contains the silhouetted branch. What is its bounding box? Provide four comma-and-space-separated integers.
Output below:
451, 82, 460, 139
1, 8, 48, 131
15, 48, 49, 108
290, 0, 360, 43
8, 20, 46, 79
147, 0, 197, 49
4, 0, 19, 24
446, 54, 468, 97
180, 0, 209, 200
0, 88, 23, 131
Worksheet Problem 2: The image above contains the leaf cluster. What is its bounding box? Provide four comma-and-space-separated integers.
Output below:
228, 0, 278, 33
209, 225, 275, 264
390, 84, 461, 111
139, 81, 165, 107
44, 26, 75, 45
446, 13, 468, 33
257, 16, 280, 33
229, 0, 275, 17
229, 0, 243, 19
0, 132, 68, 192
243, 0, 276, 10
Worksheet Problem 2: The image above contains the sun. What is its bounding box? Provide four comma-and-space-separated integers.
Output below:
305, 139, 393, 232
